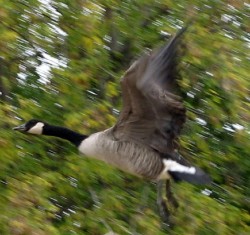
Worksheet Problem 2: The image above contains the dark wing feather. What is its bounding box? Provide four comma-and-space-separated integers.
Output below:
112, 28, 186, 154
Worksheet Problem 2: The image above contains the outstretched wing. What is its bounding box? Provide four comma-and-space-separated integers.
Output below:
112, 28, 186, 154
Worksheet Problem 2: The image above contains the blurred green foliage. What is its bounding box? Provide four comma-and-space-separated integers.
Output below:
0, 0, 249, 234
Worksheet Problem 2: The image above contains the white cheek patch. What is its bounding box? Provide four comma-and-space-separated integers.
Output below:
27, 122, 45, 135
163, 159, 196, 174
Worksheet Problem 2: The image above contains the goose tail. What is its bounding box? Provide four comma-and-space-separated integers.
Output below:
162, 159, 211, 184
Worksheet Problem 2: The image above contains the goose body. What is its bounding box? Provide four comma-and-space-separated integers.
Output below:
78, 129, 165, 179
14, 27, 211, 222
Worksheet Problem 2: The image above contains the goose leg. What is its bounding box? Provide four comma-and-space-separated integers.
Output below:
157, 180, 170, 223
165, 180, 179, 209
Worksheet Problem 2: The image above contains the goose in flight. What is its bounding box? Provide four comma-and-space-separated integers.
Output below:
14, 27, 211, 222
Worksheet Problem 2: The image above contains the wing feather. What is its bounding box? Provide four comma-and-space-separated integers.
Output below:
112, 27, 187, 154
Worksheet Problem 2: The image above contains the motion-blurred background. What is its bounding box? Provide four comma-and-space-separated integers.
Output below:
0, 0, 249, 234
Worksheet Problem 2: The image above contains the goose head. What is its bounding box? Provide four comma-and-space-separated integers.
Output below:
13, 119, 45, 135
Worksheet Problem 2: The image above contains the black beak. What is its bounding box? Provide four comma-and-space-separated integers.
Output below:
13, 124, 26, 132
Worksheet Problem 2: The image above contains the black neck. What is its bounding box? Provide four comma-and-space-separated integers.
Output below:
43, 124, 87, 146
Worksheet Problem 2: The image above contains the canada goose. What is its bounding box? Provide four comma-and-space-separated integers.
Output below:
14, 27, 211, 223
